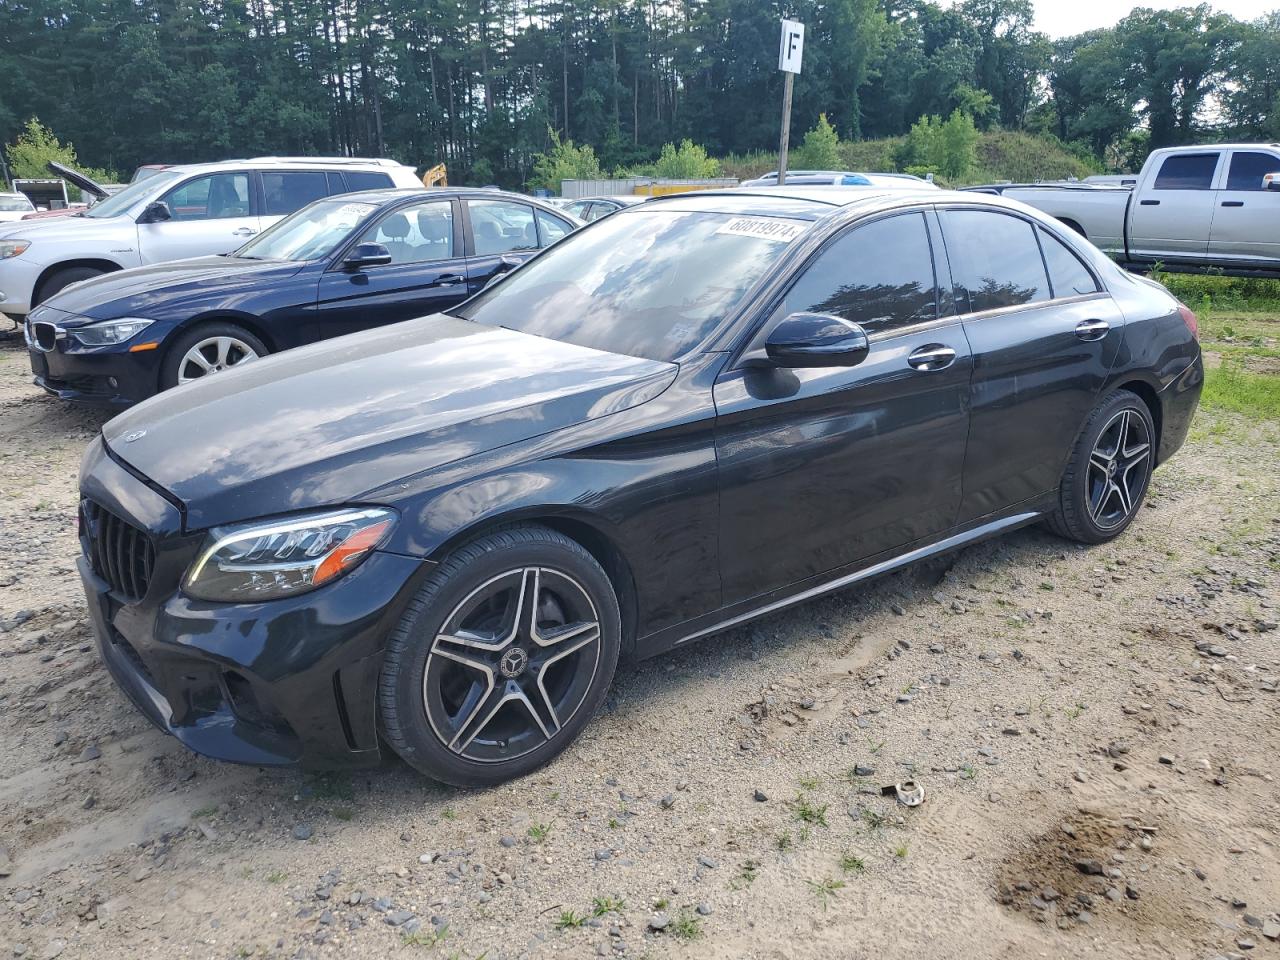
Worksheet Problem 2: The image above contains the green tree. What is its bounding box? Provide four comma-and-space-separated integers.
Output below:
794, 114, 841, 170
653, 139, 719, 178
896, 109, 978, 180
4, 117, 115, 198
529, 129, 604, 193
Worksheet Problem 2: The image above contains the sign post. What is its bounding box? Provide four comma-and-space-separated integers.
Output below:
777, 19, 805, 186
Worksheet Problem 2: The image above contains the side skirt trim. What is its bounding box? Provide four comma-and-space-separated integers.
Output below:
673, 511, 1041, 647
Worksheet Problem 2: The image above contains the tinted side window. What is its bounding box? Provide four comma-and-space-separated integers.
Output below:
775, 212, 937, 335
325, 172, 348, 196
942, 210, 1049, 313
535, 209, 573, 246
1226, 151, 1280, 191
261, 171, 329, 216
469, 200, 538, 255
1038, 228, 1100, 297
161, 174, 251, 221
344, 171, 395, 191
1153, 153, 1218, 190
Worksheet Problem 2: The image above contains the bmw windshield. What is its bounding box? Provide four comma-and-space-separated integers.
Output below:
453, 209, 809, 363
235, 199, 379, 261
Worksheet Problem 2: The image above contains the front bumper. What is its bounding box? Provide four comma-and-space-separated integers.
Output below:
79, 440, 432, 768
0, 255, 41, 317
28, 320, 163, 407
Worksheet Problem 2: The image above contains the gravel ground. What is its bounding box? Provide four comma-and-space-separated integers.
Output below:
1, 319, 1277, 960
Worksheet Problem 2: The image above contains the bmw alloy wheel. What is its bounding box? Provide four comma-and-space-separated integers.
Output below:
177, 335, 259, 384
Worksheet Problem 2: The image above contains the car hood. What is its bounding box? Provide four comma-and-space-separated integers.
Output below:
0, 211, 128, 243
47, 256, 307, 319
103, 314, 677, 529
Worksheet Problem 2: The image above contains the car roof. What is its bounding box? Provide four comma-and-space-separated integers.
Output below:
156, 157, 416, 176
308, 186, 582, 216
638, 186, 1043, 222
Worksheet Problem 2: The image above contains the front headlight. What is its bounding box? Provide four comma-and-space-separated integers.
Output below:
0, 240, 30, 259
71, 317, 153, 346
183, 507, 396, 602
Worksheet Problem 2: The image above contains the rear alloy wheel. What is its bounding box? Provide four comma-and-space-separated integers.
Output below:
1046, 390, 1155, 544
162, 322, 267, 390
379, 525, 620, 786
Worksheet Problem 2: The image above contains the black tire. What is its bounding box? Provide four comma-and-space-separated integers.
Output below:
379, 524, 621, 787
37, 266, 107, 305
161, 322, 268, 390
1045, 390, 1155, 544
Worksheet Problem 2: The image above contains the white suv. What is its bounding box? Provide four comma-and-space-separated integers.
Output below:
0, 192, 37, 223
0, 157, 421, 319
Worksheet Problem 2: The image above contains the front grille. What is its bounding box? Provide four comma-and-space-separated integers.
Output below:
81, 500, 155, 602
32, 321, 59, 352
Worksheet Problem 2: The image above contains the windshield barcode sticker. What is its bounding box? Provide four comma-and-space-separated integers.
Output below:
715, 217, 805, 243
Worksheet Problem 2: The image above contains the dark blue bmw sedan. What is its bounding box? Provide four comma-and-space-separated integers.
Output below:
24, 188, 580, 405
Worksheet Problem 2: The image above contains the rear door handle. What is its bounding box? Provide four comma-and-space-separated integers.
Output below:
907, 344, 957, 371
1139, 199, 1160, 206
231, 227, 258, 237
1075, 318, 1110, 342
434, 273, 465, 287
1221, 200, 1245, 207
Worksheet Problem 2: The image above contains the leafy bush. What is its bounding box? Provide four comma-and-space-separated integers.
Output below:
4, 117, 118, 197
652, 139, 720, 179
793, 114, 841, 170
529, 129, 603, 193
894, 110, 978, 181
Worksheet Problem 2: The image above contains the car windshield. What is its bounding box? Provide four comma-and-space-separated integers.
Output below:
235, 198, 379, 261
82, 170, 185, 219
453, 209, 807, 362
0, 197, 33, 211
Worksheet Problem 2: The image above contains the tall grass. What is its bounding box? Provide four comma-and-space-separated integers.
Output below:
1154, 271, 1280, 314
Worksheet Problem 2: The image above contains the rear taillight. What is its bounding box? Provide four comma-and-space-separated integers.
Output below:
1176, 302, 1199, 340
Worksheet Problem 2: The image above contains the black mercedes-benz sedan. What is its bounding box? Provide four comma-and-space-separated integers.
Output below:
77, 187, 1202, 785
25, 188, 579, 406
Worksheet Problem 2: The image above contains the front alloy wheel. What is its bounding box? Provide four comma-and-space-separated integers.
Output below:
177, 335, 259, 383
379, 525, 620, 786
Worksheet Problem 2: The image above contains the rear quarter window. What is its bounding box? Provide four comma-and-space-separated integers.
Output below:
343, 171, 395, 191
1038, 228, 1100, 297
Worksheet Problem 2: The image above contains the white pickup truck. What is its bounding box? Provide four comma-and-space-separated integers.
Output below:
969, 143, 1280, 274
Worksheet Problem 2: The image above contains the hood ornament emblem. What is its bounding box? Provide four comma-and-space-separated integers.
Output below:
124, 430, 147, 443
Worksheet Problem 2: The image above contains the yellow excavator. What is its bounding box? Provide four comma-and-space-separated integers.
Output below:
421, 163, 447, 188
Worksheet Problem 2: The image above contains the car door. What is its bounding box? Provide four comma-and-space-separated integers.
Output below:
312, 198, 467, 341
713, 210, 973, 605
463, 199, 567, 294
937, 207, 1125, 524
1127, 151, 1222, 261
136, 172, 260, 263
1207, 149, 1280, 264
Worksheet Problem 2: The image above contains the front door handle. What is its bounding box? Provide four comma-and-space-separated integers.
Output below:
434, 273, 465, 287
907, 344, 957, 371
1221, 200, 1245, 207
1075, 318, 1110, 341
1139, 199, 1160, 206
231, 227, 258, 237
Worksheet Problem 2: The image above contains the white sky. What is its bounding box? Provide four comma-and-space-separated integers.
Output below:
1032, 0, 1275, 37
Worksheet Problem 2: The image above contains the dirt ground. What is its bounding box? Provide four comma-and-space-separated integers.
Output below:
1, 316, 1277, 960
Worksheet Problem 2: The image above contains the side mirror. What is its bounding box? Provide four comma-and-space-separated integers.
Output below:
343, 242, 393, 271
1264, 173, 1280, 192
138, 200, 172, 224
765, 312, 869, 368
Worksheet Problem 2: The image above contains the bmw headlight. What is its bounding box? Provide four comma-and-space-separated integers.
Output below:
71, 317, 153, 346
183, 507, 396, 602
0, 240, 30, 259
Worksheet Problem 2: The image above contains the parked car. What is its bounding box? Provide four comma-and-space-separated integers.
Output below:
562, 195, 646, 221
0, 192, 35, 223
78, 186, 1201, 785
979, 143, 1280, 273
0, 156, 422, 319
26, 188, 580, 405
740, 170, 937, 189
